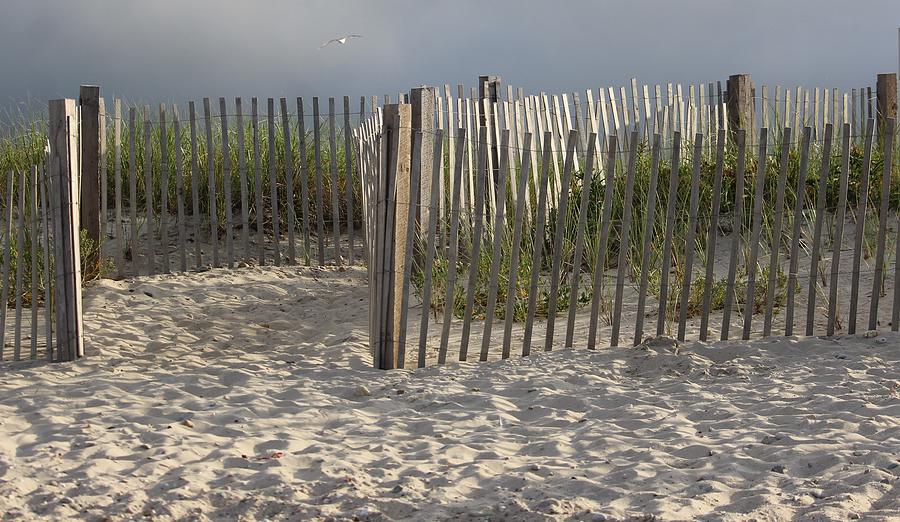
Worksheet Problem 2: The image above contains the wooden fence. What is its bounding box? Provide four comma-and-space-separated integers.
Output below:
359, 77, 900, 369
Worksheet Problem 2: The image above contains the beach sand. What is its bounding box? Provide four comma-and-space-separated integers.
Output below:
0, 265, 898, 521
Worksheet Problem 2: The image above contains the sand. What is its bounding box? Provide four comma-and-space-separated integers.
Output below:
0, 265, 899, 521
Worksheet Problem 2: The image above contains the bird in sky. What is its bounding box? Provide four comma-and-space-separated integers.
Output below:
319, 35, 363, 49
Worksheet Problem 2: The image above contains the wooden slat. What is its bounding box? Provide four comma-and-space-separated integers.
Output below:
633, 134, 663, 345
721, 130, 747, 340
806, 124, 834, 335
522, 132, 554, 356
0, 171, 12, 359
235, 98, 250, 262
144, 105, 156, 275
657, 132, 683, 336
870, 118, 896, 330
329, 98, 341, 265
586, 135, 619, 349
676, 133, 704, 341
313, 97, 326, 265
344, 96, 355, 265
784, 127, 812, 336
564, 134, 598, 348
218, 99, 233, 268
13, 170, 25, 360
40, 173, 52, 358
29, 166, 38, 359
699, 129, 727, 340
502, 133, 534, 358
761, 127, 792, 336
437, 129, 468, 365
848, 119, 875, 334
458, 127, 489, 362
741, 128, 768, 340
114, 99, 124, 276
128, 107, 139, 273
189, 102, 202, 268
827, 123, 853, 336
203, 98, 218, 267
173, 105, 187, 272
160, 104, 171, 273
610, 128, 644, 348
267, 98, 282, 266
543, 131, 578, 352
297, 98, 312, 265
417, 131, 445, 367
479, 130, 511, 361
280, 98, 297, 265
396, 130, 423, 368
252, 98, 266, 265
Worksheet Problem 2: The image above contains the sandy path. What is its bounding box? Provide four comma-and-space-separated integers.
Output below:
0, 266, 898, 521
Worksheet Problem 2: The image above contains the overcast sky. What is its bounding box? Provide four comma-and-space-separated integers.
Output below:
1, 0, 899, 109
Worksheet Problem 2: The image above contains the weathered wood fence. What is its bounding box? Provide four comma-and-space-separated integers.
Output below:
360, 74, 900, 369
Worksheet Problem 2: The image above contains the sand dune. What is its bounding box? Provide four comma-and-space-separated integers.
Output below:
0, 265, 898, 521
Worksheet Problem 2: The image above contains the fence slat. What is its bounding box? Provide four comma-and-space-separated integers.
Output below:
40, 172, 52, 359
0, 171, 13, 360
657, 131, 683, 336
314, 97, 326, 265
329, 98, 341, 266
721, 130, 747, 340
297, 98, 312, 265
417, 131, 445, 367
235, 98, 250, 263
806, 124, 834, 335
437, 129, 468, 365
396, 131, 423, 368
114, 99, 124, 277
871, 118, 895, 330
458, 127, 489, 362
633, 134, 663, 345
280, 98, 296, 265
479, 130, 511, 361
13, 170, 25, 360
160, 105, 170, 273
522, 132, 554, 357
29, 166, 38, 359
128, 108, 139, 274
173, 105, 187, 272
676, 133, 704, 341
543, 131, 578, 352
502, 132, 533, 358
610, 131, 640, 346
699, 129, 727, 340
741, 128, 768, 340
203, 99, 218, 268
344, 96, 355, 265
189, 102, 202, 268
763, 127, 793, 337
848, 119, 875, 334
586, 136, 619, 350
144, 106, 156, 275
252, 98, 265, 266
827, 123, 853, 336
267, 98, 281, 266
785, 127, 812, 336
564, 134, 598, 348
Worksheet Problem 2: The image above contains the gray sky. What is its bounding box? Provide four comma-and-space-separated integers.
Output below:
2, 0, 899, 109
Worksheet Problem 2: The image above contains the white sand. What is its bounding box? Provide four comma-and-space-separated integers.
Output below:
1, 265, 898, 521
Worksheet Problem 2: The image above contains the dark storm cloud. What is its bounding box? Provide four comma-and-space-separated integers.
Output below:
0, 0, 898, 107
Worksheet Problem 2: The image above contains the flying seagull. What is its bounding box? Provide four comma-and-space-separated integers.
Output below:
320, 35, 363, 49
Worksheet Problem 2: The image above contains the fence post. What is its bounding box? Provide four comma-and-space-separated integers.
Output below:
48, 99, 85, 362
479, 75, 502, 183
410, 86, 436, 235
877, 72, 897, 138
373, 103, 412, 369
78, 86, 102, 250
726, 74, 754, 143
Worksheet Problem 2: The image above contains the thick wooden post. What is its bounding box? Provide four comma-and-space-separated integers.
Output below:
79, 86, 102, 249
410, 86, 436, 235
373, 104, 412, 369
877, 72, 897, 138
48, 99, 85, 361
726, 74, 754, 143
